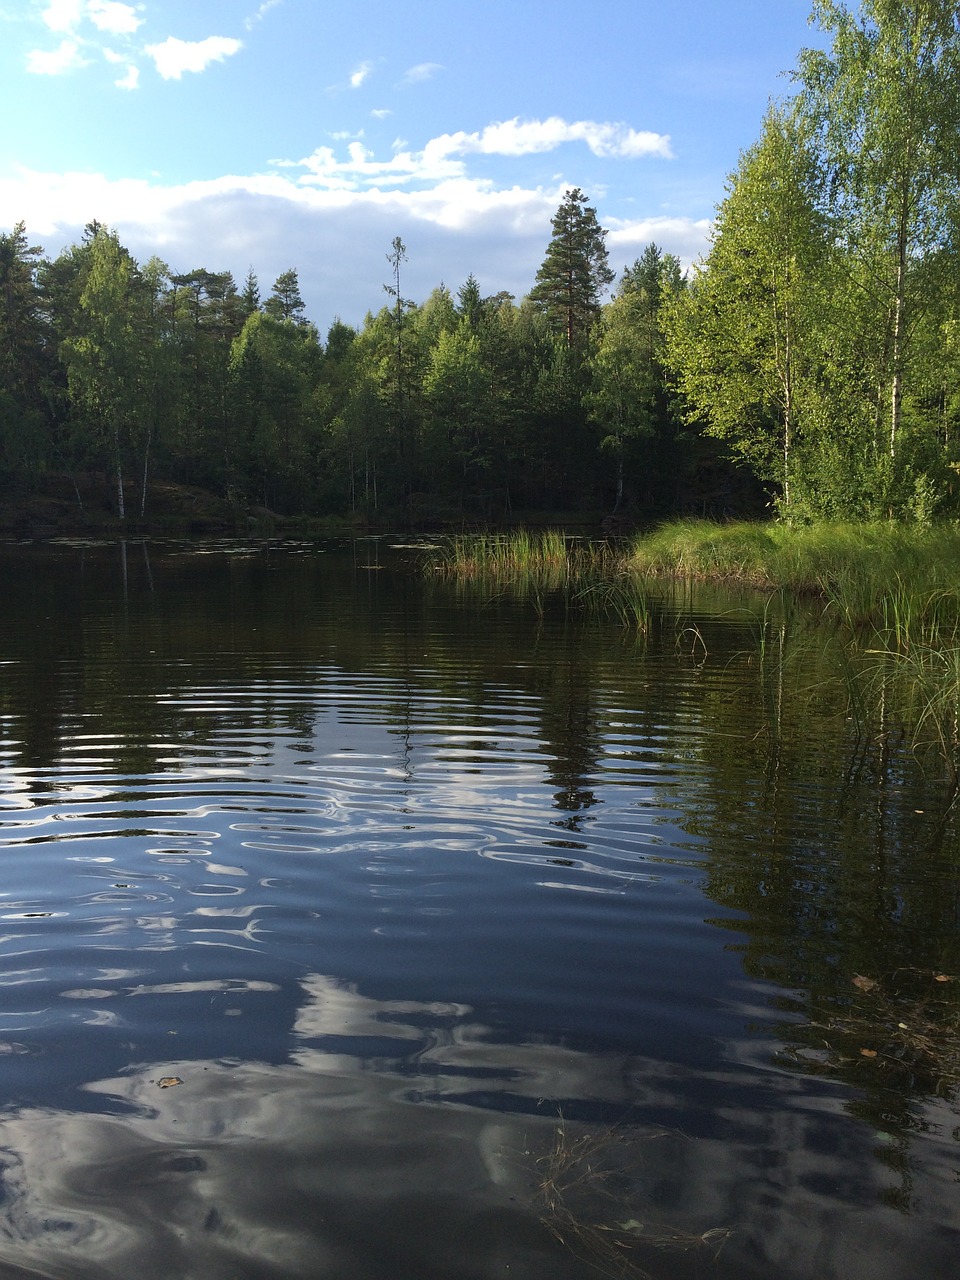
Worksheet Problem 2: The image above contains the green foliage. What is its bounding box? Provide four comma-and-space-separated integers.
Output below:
661, 3, 960, 520
529, 188, 614, 348
60, 226, 154, 517
662, 107, 831, 511
587, 244, 684, 510
797, 0, 960, 469
18, 7, 960, 536
0, 222, 51, 481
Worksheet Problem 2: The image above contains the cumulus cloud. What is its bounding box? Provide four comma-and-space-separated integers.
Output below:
291, 141, 462, 190
30, 1, 141, 78
281, 117, 672, 193
40, 0, 84, 31
0, 162, 708, 329
26, 37, 86, 74
427, 117, 673, 161
606, 214, 712, 268
38, 0, 140, 35
86, 1, 142, 35
145, 35, 243, 79
350, 60, 373, 88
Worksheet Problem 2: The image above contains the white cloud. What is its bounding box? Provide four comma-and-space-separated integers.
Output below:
400, 62, 442, 85
606, 214, 712, 268
291, 140, 464, 190
31, 1, 141, 81
281, 117, 672, 193
426, 117, 673, 162
370, 108, 392, 120
114, 62, 138, 89
26, 37, 86, 74
145, 35, 243, 80
38, 0, 140, 35
86, 1, 142, 35
40, 0, 84, 32
350, 60, 373, 88
244, 0, 281, 30
0, 164, 707, 329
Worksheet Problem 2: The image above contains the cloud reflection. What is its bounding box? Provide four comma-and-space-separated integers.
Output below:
0, 973, 955, 1279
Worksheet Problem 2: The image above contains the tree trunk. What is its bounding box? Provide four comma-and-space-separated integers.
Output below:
140, 429, 151, 518
889, 177, 911, 458
115, 435, 126, 521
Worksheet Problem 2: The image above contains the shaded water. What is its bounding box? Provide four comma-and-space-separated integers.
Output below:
0, 538, 957, 1280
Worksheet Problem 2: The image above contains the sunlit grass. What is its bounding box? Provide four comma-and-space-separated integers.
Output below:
628, 519, 960, 616
430, 531, 635, 619
439, 529, 573, 579
432, 522, 960, 775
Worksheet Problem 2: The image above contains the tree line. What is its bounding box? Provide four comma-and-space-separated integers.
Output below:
0, 196, 711, 525
3, 0, 959, 526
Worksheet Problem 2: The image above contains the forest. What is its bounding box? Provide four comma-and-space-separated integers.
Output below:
0, 206, 708, 529
2, 0, 960, 530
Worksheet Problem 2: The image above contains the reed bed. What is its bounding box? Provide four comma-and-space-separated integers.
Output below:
431, 523, 960, 775
437, 530, 598, 583
628, 520, 960, 619
430, 531, 635, 620
625, 521, 960, 771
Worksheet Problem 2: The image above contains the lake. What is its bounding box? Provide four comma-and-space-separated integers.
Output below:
0, 537, 957, 1280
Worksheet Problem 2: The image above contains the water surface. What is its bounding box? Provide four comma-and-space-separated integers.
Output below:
0, 538, 957, 1280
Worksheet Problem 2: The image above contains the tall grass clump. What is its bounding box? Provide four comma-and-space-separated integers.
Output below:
431, 531, 659, 627
626, 519, 780, 587
576, 572, 657, 633
431, 531, 621, 610
438, 530, 575, 580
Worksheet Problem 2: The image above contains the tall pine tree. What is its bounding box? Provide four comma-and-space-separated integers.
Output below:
529, 188, 614, 348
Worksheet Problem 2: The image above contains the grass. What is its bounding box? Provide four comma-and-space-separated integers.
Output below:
627, 519, 960, 620
436, 521, 960, 614
431, 522, 960, 776
437, 530, 577, 580
430, 531, 635, 621
532, 1116, 732, 1278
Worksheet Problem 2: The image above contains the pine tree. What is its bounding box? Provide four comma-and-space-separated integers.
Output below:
529, 188, 614, 347
241, 267, 261, 317
264, 269, 306, 323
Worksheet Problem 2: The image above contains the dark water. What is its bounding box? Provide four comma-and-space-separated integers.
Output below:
0, 538, 957, 1280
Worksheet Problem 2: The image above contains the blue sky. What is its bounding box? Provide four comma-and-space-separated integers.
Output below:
0, 0, 818, 328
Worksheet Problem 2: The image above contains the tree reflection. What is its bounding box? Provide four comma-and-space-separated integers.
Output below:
1, 540, 959, 1216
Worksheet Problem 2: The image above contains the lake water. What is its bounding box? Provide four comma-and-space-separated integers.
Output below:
0, 538, 957, 1280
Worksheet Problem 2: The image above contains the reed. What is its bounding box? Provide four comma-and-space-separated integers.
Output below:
629, 520, 960, 616
430, 531, 623, 616
437, 529, 580, 580
432, 522, 960, 772
576, 571, 656, 633
627, 518, 780, 587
